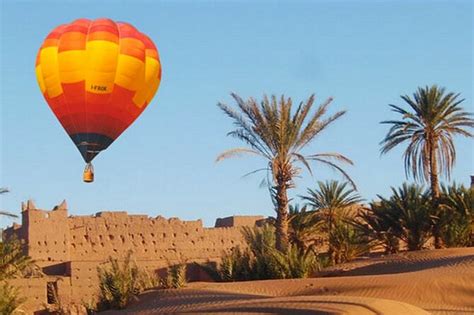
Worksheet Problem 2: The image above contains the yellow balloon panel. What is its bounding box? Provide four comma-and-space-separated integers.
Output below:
133, 57, 161, 107
85, 41, 119, 94
58, 50, 86, 83
40, 47, 63, 98
115, 54, 145, 91
35, 65, 46, 94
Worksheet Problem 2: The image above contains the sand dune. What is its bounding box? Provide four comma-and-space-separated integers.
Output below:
107, 248, 474, 314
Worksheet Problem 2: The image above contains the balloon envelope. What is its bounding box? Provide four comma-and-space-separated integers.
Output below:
35, 18, 161, 162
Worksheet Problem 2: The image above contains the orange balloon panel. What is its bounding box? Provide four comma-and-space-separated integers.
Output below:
35, 18, 161, 162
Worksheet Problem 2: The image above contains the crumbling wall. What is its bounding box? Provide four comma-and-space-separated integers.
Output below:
215, 215, 265, 228
3, 207, 260, 269
21, 201, 71, 265
66, 211, 262, 264
2, 202, 263, 312
8, 276, 72, 314
64, 212, 254, 304
68, 212, 203, 261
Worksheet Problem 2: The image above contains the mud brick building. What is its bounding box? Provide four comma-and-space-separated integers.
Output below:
3, 200, 263, 313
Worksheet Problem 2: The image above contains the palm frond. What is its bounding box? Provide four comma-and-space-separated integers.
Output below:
0, 211, 18, 218
216, 148, 263, 163
308, 157, 357, 189
0, 238, 37, 280
380, 85, 474, 187
217, 93, 353, 187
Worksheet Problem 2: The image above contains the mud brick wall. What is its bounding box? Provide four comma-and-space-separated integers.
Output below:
3, 201, 264, 312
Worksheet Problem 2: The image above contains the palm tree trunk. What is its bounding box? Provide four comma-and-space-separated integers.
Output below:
327, 210, 335, 264
429, 138, 442, 249
429, 140, 440, 199
275, 181, 289, 252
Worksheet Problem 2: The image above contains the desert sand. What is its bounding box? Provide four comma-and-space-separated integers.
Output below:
108, 248, 474, 314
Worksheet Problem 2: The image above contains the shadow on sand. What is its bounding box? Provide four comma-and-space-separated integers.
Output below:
321, 254, 474, 277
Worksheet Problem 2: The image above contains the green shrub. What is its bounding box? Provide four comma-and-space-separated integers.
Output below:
197, 225, 281, 281
161, 264, 186, 289
97, 251, 155, 310
219, 247, 252, 281
357, 183, 472, 251
0, 282, 25, 315
359, 184, 435, 251
242, 225, 283, 279
82, 298, 98, 315
196, 246, 252, 282
270, 245, 318, 278
0, 238, 36, 280
199, 225, 326, 281
288, 204, 324, 252
138, 268, 159, 291
329, 220, 371, 264
437, 183, 473, 247
354, 208, 400, 254
0, 238, 38, 315
440, 219, 471, 247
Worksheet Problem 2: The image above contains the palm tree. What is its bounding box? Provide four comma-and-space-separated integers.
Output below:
301, 180, 362, 234
217, 94, 354, 251
354, 206, 400, 254
370, 183, 435, 251
0, 238, 35, 280
437, 183, 473, 247
380, 85, 474, 200
328, 220, 371, 264
288, 204, 323, 252
0, 282, 26, 315
0, 188, 17, 218
300, 180, 363, 263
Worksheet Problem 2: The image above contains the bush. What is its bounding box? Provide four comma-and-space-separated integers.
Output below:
288, 204, 324, 252
437, 183, 473, 247
161, 264, 186, 289
0, 238, 38, 315
357, 183, 472, 251
329, 220, 371, 264
0, 238, 36, 280
82, 299, 98, 315
199, 225, 326, 281
0, 282, 25, 315
197, 247, 252, 282
241, 225, 283, 279
270, 245, 318, 278
354, 208, 400, 254
97, 251, 156, 310
359, 184, 435, 251
219, 247, 252, 281
440, 219, 471, 247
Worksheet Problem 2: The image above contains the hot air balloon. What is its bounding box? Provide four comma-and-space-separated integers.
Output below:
35, 18, 161, 182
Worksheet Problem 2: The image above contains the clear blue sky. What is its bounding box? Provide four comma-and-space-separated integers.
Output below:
1, 0, 472, 228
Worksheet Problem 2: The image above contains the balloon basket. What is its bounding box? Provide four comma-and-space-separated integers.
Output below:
83, 163, 94, 183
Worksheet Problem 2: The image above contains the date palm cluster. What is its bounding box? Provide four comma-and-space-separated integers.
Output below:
217, 85, 473, 263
